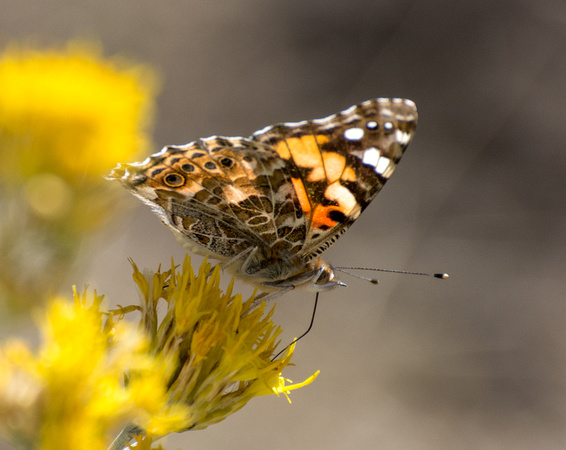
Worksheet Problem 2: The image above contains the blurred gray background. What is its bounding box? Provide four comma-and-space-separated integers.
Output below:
2, 0, 566, 448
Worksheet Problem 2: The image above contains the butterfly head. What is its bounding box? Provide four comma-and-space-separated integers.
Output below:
308, 259, 347, 292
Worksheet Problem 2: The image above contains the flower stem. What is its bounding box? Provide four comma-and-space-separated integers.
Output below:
107, 424, 144, 450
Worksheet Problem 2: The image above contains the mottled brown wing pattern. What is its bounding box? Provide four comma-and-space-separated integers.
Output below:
251, 98, 417, 262
111, 136, 308, 262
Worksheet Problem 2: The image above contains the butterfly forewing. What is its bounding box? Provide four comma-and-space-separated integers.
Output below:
251, 98, 417, 261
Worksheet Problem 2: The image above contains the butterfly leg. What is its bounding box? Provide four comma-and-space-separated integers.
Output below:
209, 247, 256, 277
238, 246, 260, 275
206, 247, 256, 277
243, 286, 294, 316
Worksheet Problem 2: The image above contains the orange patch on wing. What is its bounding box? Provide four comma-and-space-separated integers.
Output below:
323, 152, 346, 183
311, 205, 339, 230
276, 135, 329, 169
275, 141, 291, 159
291, 177, 311, 216
307, 151, 346, 183
305, 182, 363, 231
342, 166, 357, 182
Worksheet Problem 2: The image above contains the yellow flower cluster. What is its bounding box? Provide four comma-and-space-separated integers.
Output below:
0, 42, 158, 311
0, 42, 157, 183
128, 256, 319, 435
0, 291, 188, 450
0, 259, 318, 449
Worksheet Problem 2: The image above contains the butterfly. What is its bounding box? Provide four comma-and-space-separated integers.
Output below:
109, 98, 418, 299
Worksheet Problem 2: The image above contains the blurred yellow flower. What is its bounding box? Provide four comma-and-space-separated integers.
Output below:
0, 42, 158, 311
0, 291, 188, 450
0, 42, 157, 182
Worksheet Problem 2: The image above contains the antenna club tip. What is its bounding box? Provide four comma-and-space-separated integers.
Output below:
435, 273, 449, 279
370, 279, 379, 285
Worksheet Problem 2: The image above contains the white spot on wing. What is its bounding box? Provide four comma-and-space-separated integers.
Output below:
375, 156, 391, 176
360, 148, 395, 178
131, 157, 152, 167
395, 129, 409, 145
343, 127, 364, 141
362, 147, 380, 167
152, 147, 168, 157
325, 183, 358, 214
341, 104, 357, 115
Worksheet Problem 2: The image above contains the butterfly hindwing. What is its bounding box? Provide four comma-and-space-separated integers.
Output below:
115, 136, 310, 261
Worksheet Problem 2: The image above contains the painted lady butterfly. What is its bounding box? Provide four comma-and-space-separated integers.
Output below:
109, 98, 418, 299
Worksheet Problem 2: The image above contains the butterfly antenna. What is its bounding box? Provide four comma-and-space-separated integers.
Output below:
333, 268, 380, 284
271, 292, 319, 361
334, 266, 449, 282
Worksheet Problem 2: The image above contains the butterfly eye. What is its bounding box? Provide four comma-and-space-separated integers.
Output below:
314, 266, 332, 285
163, 173, 185, 187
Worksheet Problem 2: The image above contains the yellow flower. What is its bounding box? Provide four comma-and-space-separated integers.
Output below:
0, 292, 188, 450
120, 256, 318, 439
0, 341, 42, 448
0, 42, 157, 182
0, 42, 158, 311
